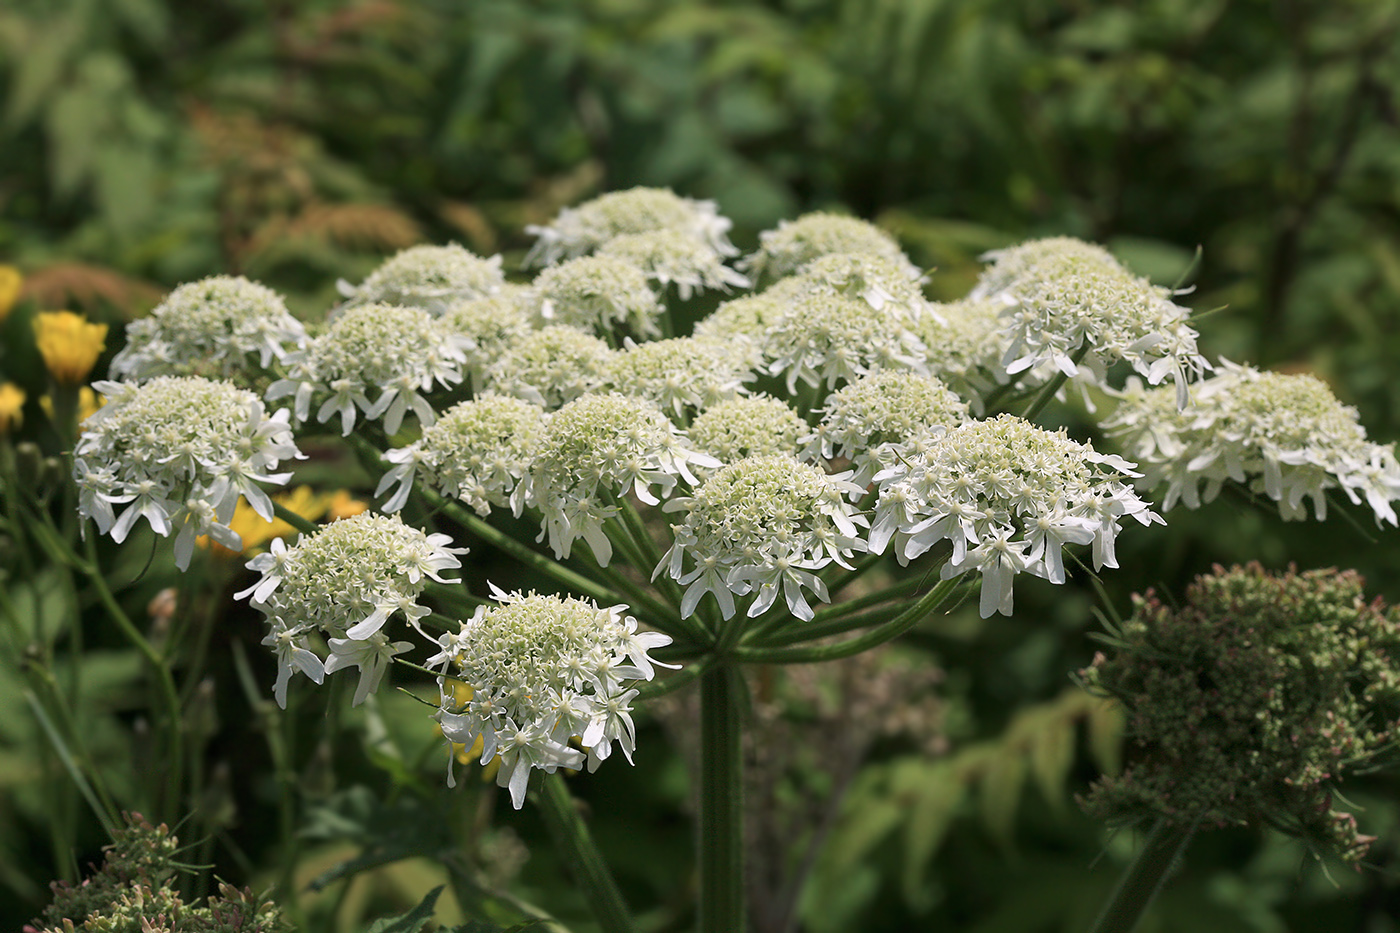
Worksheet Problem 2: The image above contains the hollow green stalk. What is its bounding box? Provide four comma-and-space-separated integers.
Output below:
1088, 818, 1197, 933
699, 662, 746, 933
535, 772, 638, 933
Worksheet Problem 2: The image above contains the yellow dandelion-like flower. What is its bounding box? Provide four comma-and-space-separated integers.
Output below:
0, 266, 21, 322
326, 489, 368, 521
0, 382, 25, 433
33, 311, 109, 385
199, 486, 331, 557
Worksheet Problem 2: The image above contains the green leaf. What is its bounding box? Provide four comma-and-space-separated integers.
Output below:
978, 748, 1026, 847
899, 760, 966, 909
1028, 715, 1075, 814
365, 884, 444, 933
1086, 698, 1125, 777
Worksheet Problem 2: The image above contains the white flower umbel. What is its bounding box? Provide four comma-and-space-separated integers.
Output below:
517, 394, 719, 564
337, 243, 505, 315
267, 303, 468, 436
659, 455, 868, 621
605, 337, 753, 423
239, 511, 466, 707
110, 276, 308, 385
534, 255, 665, 339
687, 396, 809, 463
801, 371, 970, 484
377, 395, 546, 515
785, 252, 933, 319
689, 293, 787, 371
1103, 362, 1400, 524
972, 237, 1209, 408
431, 590, 675, 808
870, 414, 1160, 617
524, 186, 737, 267
597, 230, 750, 300
483, 325, 616, 410
440, 291, 537, 393
763, 291, 928, 393
75, 377, 301, 569
908, 299, 1011, 412
740, 212, 920, 282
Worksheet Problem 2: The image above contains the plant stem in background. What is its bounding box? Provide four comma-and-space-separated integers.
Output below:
535, 772, 638, 933
1088, 818, 1196, 933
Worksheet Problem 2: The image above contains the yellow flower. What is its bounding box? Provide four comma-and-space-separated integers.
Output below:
199, 485, 330, 557
326, 489, 368, 521
0, 266, 21, 322
33, 311, 109, 385
0, 382, 25, 433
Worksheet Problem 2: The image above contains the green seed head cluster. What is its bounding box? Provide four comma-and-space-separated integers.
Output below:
518, 394, 718, 564
597, 229, 750, 299
440, 292, 537, 393
377, 395, 546, 516
76, 376, 299, 568
534, 255, 665, 339
29, 815, 285, 933
1104, 361, 1400, 524
762, 291, 928, 393
687, 395, 808, 463
111, 275, 308, 386
339, 243, 505, 314
433, 590, 672, 808
803, 371, 970, 483
524, 186, 737, 267
661, 455, 867, 621
484, 324, 616, 410
605, 336, 753, 422
742, 212, 918, 282
871, 414, 1159, 616
909, 298, 1010, 411
267, 303, 467, 435
1081, 563, 1400, 863
973, 237, 1207, 406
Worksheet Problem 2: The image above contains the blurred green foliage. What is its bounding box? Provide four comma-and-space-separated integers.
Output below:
3, 1, 1400, 931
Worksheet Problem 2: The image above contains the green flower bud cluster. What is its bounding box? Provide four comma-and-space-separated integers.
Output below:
1081, 563, 1400, 862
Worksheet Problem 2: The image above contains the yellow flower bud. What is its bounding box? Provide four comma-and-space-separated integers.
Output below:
33, 311, 109, 385
0, 382, 25, 433
0, 266, 21, 322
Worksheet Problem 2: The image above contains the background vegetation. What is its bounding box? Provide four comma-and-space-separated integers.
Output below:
2, 1, 1399, 931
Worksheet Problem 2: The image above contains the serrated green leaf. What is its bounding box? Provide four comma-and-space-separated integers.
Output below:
899, 760, 965, 909
1087, 698, 1126, 777
366, 884, 444, 933
978, 749, 1026, 847
1028, 715, 1075, 814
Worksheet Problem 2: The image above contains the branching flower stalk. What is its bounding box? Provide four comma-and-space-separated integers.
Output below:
71, 188, 1400, 933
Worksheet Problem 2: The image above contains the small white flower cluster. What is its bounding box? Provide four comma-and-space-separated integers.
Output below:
338, 244, 505, 315
605, 336, 752, 422
110, 276, 308, 385
1103, 361, 1400, 524
909, 299, 1010, 411
782, 252, 933, 318
660, 455, 868, 621
801, 371, 970, 484
268, 303, 469, 435
762, 291, 928, 393
690, 293, 785, 370
740, 212, 921, 282
972, 237, 1208, 407
524, 186, 737, 267
239, 511, 466, 707
74, 377, 300, 569
597, 230, 751, 300
483, 325, 616, 410
377, 395, 546, 515
534, 255, 665, 338
440, 292, 537, 393
870, 414, 1161, 617
687, 396, 808, 463
516, 394, 719, 564
431, 590, 674, 808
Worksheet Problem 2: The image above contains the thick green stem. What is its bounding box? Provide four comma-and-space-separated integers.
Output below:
536, 772, 638, 933
699, 662, 746, 933
1088, 819, 1196, 933
746, 602, 904, 649
733, 577, 961, 664
271, 500, 319, 536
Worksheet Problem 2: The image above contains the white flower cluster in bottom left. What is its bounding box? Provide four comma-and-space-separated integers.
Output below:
430, 590, 674, 808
